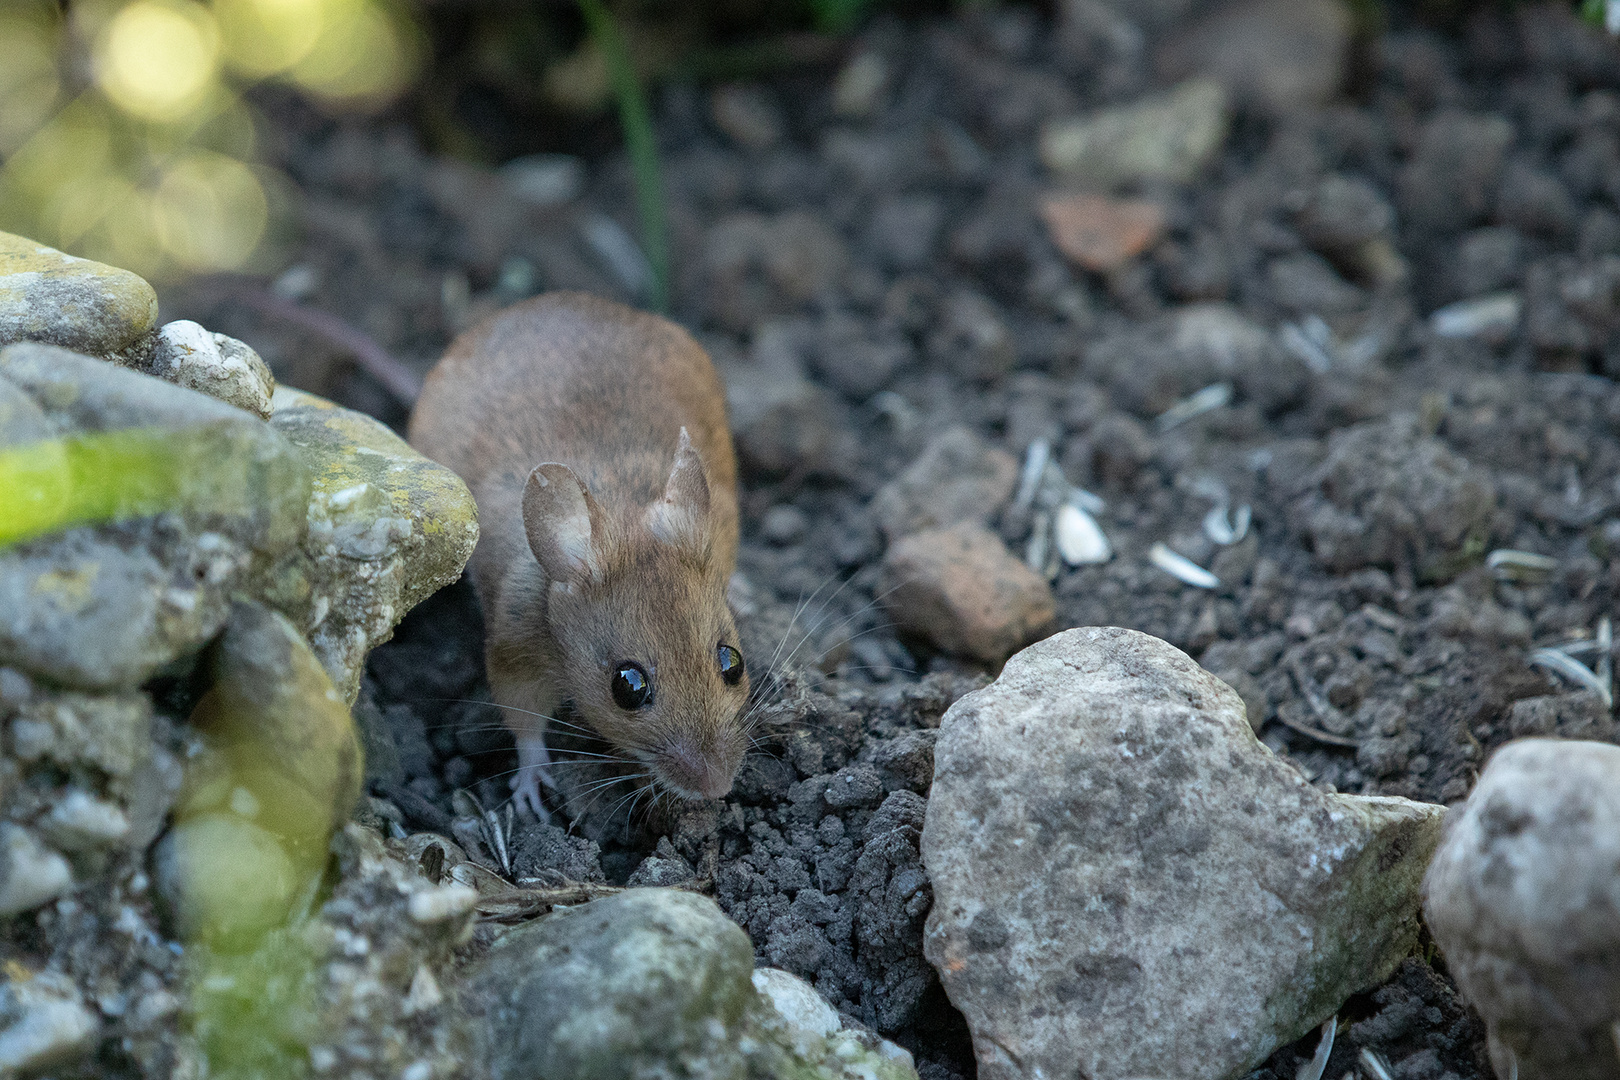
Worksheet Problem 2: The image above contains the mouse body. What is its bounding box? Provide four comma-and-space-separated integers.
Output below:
408, 292, 749, 818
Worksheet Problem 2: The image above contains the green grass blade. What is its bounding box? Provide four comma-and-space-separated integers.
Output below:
578, 0, 670, 313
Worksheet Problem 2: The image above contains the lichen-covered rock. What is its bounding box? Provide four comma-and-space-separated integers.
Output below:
468, 888, 918, 1080
922, 627, 1444, 1080
1423, 739, 1620, 1080
142, 320, 276, 419
268, 387, 479, 703
0, 231, 158, 362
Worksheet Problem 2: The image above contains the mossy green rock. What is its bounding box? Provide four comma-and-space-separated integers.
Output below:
469, 888, 918, 1080
0, 231, 158, 361
0, 346, 311, 689
267, 387, 478, 704
159, 602, 363, 947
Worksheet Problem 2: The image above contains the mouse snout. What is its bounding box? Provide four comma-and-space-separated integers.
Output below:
656, 737, 740, 801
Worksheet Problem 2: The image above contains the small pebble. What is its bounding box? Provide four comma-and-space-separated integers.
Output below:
500, 154, 584, 207
0, 826, 72, 918
0, 994, 97, 1072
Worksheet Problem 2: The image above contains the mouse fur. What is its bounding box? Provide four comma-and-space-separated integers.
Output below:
408, 292, 749, 818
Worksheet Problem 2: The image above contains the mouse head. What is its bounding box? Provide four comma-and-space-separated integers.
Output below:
522, 429, 750, 801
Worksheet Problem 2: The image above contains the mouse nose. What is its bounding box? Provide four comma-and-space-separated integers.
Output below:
657, 739, 737, 800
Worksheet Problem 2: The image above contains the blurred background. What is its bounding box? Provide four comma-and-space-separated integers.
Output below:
0, 0, 925, 284
3, 0, 1613, 422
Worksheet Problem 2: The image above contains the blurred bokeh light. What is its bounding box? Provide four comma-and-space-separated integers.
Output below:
0, 0, 422, 281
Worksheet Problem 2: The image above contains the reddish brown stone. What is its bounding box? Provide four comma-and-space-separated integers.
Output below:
881, 523, 1056, 665
1038, 193, 1167, 273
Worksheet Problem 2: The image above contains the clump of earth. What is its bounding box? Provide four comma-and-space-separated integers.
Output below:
163, 2, 1620, 1076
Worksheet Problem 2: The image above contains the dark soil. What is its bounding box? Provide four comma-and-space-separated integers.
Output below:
166, 4, 1620, 1076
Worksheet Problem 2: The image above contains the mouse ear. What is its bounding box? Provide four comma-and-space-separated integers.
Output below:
523, 463, 603, 584
645, 427, 711, 553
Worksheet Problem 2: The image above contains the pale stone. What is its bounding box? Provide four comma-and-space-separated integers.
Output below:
145, 320, 276, 419
922, 627, 1444, 1080
1424, 738, 1620, 1080
1041, 79, 1229, 189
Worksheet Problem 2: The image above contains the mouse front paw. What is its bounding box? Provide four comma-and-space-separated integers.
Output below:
511, 770, 551, 822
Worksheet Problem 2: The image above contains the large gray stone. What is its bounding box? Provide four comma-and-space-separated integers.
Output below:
921, 627, 1444, 1080
468, 888, 917, 1080
0, 343, 310, 556
0, 341, 249, 432
1424, 739, 1620, 1080
0, 374, 48, 447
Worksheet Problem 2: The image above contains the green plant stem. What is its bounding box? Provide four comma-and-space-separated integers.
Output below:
578, 0, 670, 314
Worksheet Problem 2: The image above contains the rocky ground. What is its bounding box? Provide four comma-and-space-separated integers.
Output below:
146, 1, 1620, 1076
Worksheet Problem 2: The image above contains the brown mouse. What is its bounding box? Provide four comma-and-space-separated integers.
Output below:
408, 292, 749, 818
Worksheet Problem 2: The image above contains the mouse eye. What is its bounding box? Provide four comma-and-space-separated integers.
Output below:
611, 663, 653, 710
717, 644, 744, 686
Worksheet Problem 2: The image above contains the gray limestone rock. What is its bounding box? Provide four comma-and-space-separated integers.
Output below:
1423, 738, 1620, 1080
468, 888, 917, 1080
921, 626, 1444, 1080
0, 341, 250, 433
0, 374, 48, 448
0, 343, 311, 557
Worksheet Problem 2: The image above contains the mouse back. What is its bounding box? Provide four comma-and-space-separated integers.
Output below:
408, 292, 738, 573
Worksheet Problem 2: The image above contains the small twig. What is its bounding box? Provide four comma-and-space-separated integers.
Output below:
1285, 656, 1359, 747
1273, 709, 1361, 749
233, 287, 423, 405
